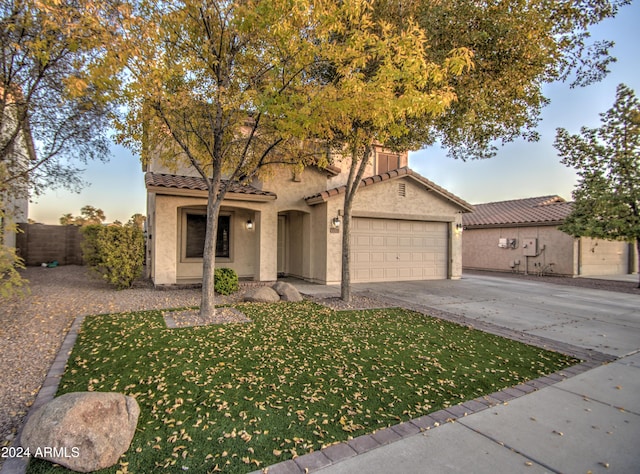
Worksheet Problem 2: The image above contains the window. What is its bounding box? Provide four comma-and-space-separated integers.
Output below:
376, 153, 401, 174
184, 213, 231, 259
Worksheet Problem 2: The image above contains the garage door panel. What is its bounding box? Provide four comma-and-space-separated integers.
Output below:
398, 236, 412, 247
351, 217, 448, 283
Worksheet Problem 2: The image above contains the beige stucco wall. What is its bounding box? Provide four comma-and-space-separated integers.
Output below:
150, 193, 279, 285
148, 166, 466, 285
462, 226, 577, 276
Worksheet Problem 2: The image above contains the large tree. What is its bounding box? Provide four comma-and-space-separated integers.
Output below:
59, 205, 106, 226
0, 0, 120, 296
331, 0, 628, 301
402, 0, 631, 159
555, 84, 640, 287
310, 1, 471, 301
118, 0, 351, 317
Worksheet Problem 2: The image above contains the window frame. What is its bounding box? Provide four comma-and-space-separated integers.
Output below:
180, 209, 233, 263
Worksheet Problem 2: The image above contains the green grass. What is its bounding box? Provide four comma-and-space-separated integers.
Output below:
28, 301, 578, 473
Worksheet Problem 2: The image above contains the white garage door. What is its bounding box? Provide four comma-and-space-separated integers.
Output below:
351, 218, 448, 283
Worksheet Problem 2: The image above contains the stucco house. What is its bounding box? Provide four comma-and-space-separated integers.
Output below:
462, 195, 637, 277
144, 147, 473, 286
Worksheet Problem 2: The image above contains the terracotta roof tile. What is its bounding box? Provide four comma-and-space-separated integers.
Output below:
463, 195, 573, 228
304, 167, 474, 212
145, 172, 277, 198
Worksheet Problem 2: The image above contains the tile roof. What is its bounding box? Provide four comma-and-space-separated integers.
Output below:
145, 172, 277, 199
304, 167, 474, 212
462, 195, 574, 228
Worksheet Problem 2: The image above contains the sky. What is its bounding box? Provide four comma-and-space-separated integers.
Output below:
29, 2, 640, 224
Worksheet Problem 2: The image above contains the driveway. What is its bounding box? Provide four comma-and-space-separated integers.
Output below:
353, 273, 640, 358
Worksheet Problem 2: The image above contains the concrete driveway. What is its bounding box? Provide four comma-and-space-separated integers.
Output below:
353, 273, 640, 358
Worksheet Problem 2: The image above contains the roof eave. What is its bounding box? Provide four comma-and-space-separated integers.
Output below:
464, 220, 565, 229
305, 167, 474, 212
146, 185, 277, 202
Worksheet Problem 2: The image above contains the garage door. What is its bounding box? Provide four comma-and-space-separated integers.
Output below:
351, 218, 448, 283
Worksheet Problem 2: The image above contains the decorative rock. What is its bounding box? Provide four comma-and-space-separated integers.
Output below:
21, 392, 140, 473
244, 286, 280, 303
272, 281, 303, 302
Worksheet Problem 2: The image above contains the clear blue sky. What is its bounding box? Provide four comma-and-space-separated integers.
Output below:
29, 2, 640, 224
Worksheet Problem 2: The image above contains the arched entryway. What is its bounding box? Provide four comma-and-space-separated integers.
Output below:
277, 210, 311, 280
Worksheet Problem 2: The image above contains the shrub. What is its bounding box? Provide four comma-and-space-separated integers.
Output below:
0, 245, 28, 299
214, 267, 239, 295
82, 225, 144, 290
80, 225, 102, 267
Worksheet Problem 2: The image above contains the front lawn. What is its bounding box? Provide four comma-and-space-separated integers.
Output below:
28, 301, 577, 473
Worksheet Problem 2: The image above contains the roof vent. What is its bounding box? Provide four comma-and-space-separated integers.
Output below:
398, 183, 406, 197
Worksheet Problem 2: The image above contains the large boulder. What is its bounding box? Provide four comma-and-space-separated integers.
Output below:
272, 281, 303, 302
244, 286, 280, 303
21, 392, 140, 473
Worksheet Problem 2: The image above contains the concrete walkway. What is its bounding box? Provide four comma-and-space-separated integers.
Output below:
265, 274, 640, 474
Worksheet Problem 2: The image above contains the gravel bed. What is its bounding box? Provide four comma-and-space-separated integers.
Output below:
307, 294, 397, 311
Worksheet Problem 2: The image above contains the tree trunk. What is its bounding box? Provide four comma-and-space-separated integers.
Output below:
200, 185, 223, 317
340, 203, 353, 302
340, 144, 373, 302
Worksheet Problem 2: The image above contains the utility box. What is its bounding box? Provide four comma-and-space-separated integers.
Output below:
498, 238, 508, 248
522, 237, 538, 256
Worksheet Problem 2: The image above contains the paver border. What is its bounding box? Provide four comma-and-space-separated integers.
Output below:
2, 290, 617, 474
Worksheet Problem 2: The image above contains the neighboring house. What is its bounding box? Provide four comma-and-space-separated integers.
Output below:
462, 195, 636, 277
144, 147, 473, 286
0, 87, 33, 250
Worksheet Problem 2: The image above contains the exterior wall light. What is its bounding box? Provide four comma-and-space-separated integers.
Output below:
246, 219, 254, 230
331, 216, 341, 229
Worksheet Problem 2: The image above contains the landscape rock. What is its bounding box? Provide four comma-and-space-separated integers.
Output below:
20, 392, 140, 473
244, 286, 280, 303
272, 281, 303, 302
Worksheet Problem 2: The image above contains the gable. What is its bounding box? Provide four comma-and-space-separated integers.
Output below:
304, 167, 473, 213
